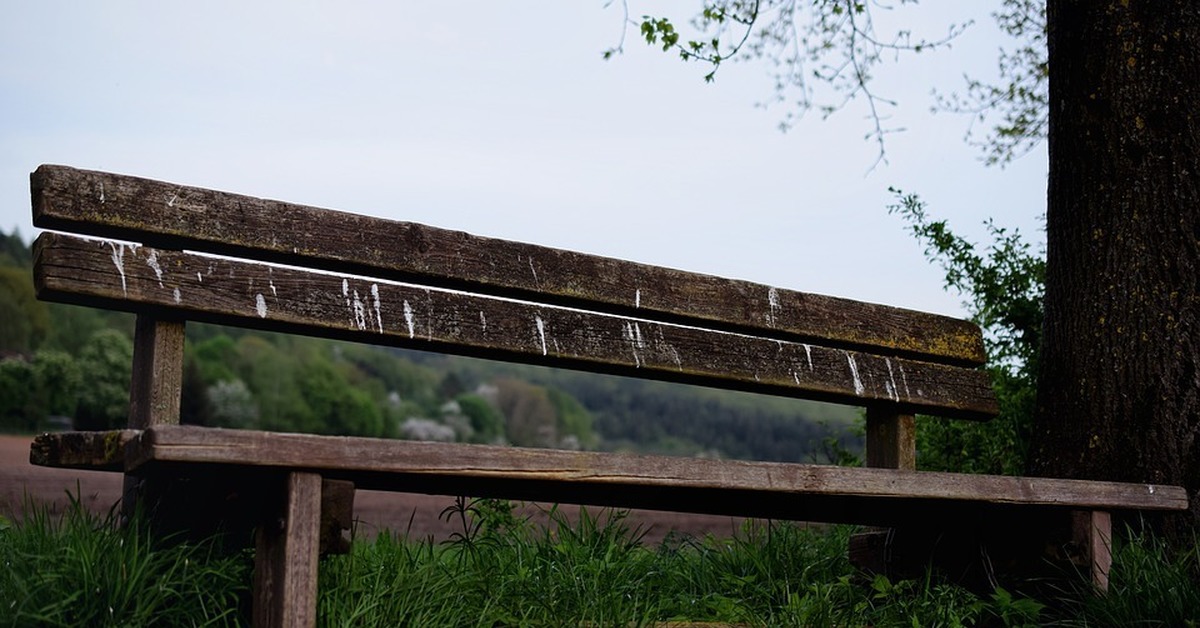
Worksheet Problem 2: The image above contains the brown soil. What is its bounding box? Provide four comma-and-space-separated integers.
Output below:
0, 435, 750, 544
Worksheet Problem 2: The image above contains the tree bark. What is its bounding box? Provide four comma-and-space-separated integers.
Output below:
1033, 0, 1200, 534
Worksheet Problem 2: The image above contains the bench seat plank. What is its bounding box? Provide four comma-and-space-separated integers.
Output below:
34, 233, 998, 419
29, 429, 140, 471
31, 164, 986, 366
108, 426, 1185, 525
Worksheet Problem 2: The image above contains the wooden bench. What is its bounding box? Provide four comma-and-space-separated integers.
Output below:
27, 165, 1187, 626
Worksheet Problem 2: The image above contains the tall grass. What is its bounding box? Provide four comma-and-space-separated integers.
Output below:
0, 495, 249, 627
319, 498, 1023, 627
4, 495, 1198, 626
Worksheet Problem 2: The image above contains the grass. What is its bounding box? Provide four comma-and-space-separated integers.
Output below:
0, 495, 250, 627
2, 495, 1198, 626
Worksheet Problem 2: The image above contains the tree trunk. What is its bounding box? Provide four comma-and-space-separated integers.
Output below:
1032, 0, 1200, 534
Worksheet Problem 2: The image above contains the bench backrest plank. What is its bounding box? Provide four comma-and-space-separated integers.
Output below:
31, 164, 986, 366
34, 232, 998, 420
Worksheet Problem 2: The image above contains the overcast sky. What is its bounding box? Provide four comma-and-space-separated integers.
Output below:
1, 2, 1046, 319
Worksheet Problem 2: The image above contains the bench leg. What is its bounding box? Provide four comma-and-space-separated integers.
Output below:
851, 408, 916, 574
253, 472, 322, 628
1073, 510, 1112, 592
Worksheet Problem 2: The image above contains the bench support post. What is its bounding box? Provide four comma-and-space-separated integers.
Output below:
128, 315, 186, 428
253, 471, 322, 628
123, 315, 186, 525
865, 407, 916, 471
1073, 510, 1112, 592
851, 408, 916, 573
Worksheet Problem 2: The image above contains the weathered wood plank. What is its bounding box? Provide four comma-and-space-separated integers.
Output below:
34, 233, 998, 419
128, 315, 185, 428
252, 472, 321, 628
125, 427, 1190, 520
31, 164, 986, 366
29, 430, 140, 470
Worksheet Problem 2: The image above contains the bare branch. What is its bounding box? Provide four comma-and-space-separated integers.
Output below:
608, 0, 971, 165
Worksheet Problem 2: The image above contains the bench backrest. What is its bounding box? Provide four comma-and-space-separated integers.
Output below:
30, 165, 998, 460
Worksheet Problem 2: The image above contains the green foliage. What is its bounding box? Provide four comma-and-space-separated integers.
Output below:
421, 352, 853, 460
30, 351, 81, 419
11, 495, 1200, 625
889, 189, 1044, 475
0, 265, 49, 352
546, 387, 596, 448
0, 497, 249, 627
73, 330, 134, 431
0, 351, 81, 432
0, 229, 31, 267
0, 358, 35, 432
44, 303, 132, 354
493, 378, 560, 447
191, 334, 239, 384
455, 393, 505, 444
323, 502, 1059, 626
205, 379, 260, 429
295, 358, 384, 437
1056, 526, 1200, 626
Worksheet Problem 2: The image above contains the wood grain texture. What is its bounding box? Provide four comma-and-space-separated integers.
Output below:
865, 408, 916, 471
128, 315, 185, 428
122, 427, 1188, 524
33, 233, 998, 420
1073, 510, 1113, 591
30, 164, 986, 366
253, 472, 321, 628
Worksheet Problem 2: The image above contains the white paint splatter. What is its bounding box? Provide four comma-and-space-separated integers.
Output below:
528, 258, 539, 286
351, 290, 367, 330
668, 345, 682, 370
635, 289, 641, 309
803, 344, 814, 370
196, 272, 203, 283
623, 322, 642, 367
270, 280, 277, 298
633, 322, 644, 349
535, 315, 547, 356
342, 278, 350, 301
403, 300, 415, 338
145, 250, 164, 287
1148, 485, 1156, 494
845, 352, 865, 396
98, 183, 105, 203
106, 242, 127, 296
479, 311, 488, 333
793, 371, 801, 385
255, 294, 267, 318
767, 287, 780, 327
885, 358, 900, 401
371, 284, 383, 333
167, 190, 179, 207
899, 364, 911, 397
173, 288, 181, 304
